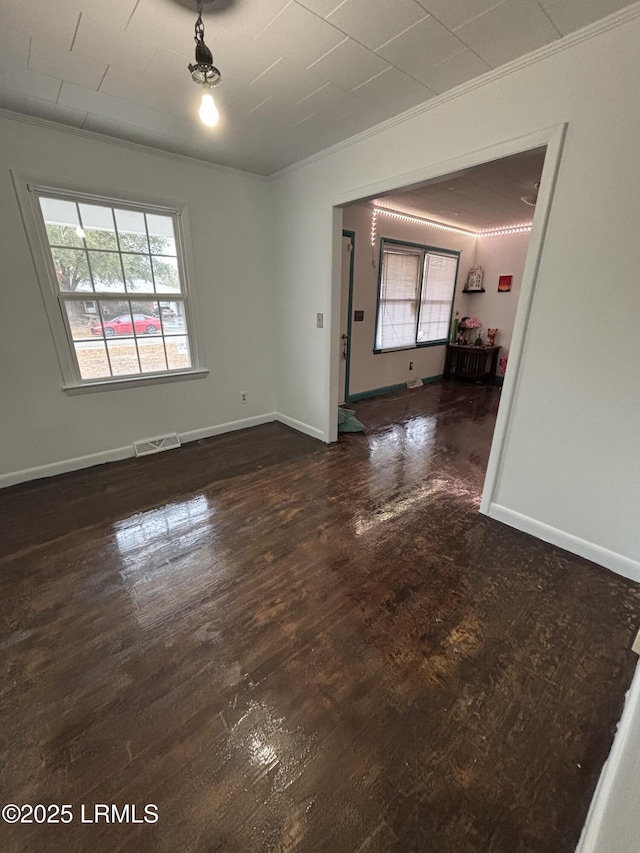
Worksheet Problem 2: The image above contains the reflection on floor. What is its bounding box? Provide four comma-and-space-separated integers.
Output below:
1, 381, 638, 852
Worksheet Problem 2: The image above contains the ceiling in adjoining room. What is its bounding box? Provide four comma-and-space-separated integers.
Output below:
0, 0, 634, 175
372, 147, 547, 231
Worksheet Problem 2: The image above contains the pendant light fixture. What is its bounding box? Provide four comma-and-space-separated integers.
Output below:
188, 0, 221, 127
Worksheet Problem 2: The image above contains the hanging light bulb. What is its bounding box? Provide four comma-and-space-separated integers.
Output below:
188, 0, 221, 128
199, 91, 219, 127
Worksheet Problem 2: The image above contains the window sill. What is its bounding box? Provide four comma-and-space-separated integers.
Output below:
62, 368, 209, 395
416, 339, 449, 349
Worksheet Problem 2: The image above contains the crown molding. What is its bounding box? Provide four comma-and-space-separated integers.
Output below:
0, 107, 268, 183
269, 1, 640, 181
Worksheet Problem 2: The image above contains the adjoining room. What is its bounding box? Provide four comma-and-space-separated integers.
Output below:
338, 147, 546, 405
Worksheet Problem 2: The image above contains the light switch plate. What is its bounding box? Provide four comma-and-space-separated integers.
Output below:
632, 629, 640, 656
317, 313, 323, 328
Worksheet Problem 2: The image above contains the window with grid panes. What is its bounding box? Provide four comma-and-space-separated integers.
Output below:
375, 239, 459, 352
35, 190, 194, 383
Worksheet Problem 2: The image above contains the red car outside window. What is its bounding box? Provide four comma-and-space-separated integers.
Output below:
90, 315, 161, 336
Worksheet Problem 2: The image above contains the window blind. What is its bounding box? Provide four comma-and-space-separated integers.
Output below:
417, 253, 458, 343
375, 240, 459, 351
376, 247, 422, 350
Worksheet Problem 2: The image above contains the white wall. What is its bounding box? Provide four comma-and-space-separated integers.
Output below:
0, 115, 276, 484
467, 230, 531, 374
271, 13, 640, 572
342, 202, 477, 397
576, 663, 640, 853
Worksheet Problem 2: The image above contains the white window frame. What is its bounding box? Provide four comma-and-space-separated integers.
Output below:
13, 174, 207, 393
374, 238, 460, 353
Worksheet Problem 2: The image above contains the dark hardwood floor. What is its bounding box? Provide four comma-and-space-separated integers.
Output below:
1, 382, 638, 852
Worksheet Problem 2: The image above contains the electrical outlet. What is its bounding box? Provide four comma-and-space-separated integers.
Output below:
632, 629, 640, 656
317, 313, 323, 328
240, 391, 247, 404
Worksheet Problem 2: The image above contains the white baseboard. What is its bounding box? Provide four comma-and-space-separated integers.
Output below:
488, 504, 640, 582
0, 413, 279, 489
575, 661, 640, 853
275, 412, 326, 442
2, 412, 329, 489
0, 446, 134, 489
180, 413, 277, 443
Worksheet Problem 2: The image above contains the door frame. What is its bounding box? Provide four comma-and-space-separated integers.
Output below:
341, 229, 355, 404
329, 123, 567, 516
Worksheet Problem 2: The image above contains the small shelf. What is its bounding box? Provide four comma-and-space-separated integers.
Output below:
462, 288, 486, 293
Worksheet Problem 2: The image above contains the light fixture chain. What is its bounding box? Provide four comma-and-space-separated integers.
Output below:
188, 0, 221, 97
194, 0, 204, 43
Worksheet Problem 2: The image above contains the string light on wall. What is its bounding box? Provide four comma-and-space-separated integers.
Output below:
370, 209, 378, 247
188, 0, 221, 127
370, 209, 378, 267
478, 224, 533, 237
373, 206, 477, 237
370, 206, 533, 240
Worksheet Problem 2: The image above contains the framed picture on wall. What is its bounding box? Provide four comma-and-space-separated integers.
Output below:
498, 275, 512, 292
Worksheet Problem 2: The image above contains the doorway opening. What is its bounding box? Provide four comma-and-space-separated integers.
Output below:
332, 125, 565, 515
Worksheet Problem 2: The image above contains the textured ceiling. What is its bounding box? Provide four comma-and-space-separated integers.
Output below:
0, 0, 634, 175
373, 147, 547, 230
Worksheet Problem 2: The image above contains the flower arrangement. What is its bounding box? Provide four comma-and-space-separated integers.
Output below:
457, 315, 482, 344
459, 316, 482, 331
